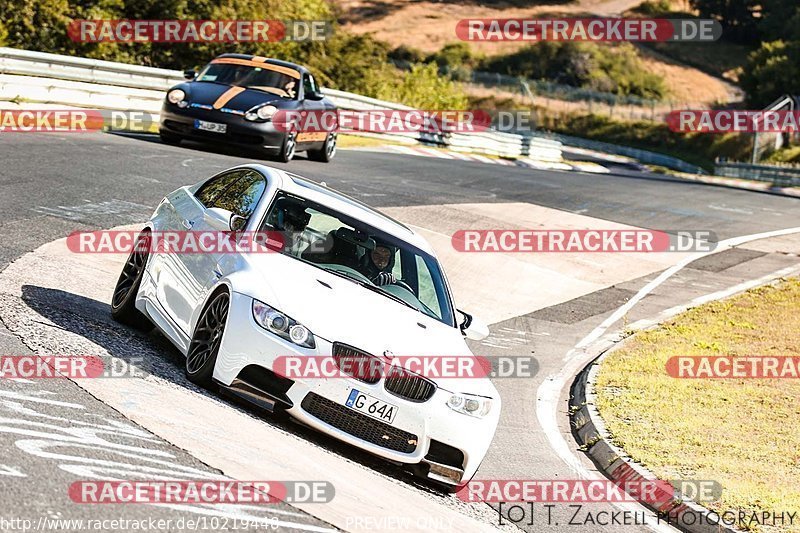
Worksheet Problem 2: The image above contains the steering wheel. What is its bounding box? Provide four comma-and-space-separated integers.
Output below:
392, 279, 415, 294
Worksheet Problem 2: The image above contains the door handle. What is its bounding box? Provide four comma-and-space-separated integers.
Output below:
182, 218, 194, 229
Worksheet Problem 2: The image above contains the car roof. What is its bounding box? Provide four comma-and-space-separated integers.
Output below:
214, 54, 310, 75
242, 164, 435, 255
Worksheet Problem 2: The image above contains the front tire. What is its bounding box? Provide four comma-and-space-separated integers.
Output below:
307, 133, 337, 163
111, 231, 152, 331
185, 290, 230, 387
276, 132, 296, 163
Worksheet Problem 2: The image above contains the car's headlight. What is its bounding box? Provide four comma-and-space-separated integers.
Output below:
252, 299, 315, 349
446, 393, 493, 418
167, 89, 186, 105
245, 105, 277, 122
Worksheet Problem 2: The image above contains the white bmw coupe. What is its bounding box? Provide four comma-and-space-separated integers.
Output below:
110, 164, 500, 488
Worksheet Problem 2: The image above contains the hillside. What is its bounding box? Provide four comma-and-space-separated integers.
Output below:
332, 0, 742, 105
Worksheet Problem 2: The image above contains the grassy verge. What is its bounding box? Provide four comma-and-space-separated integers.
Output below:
336, 134, 403, 149
539, 113, 752, 171
595, 278, 800, 532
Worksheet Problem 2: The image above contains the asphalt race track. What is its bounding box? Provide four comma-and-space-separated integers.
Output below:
1, 131, 799, 532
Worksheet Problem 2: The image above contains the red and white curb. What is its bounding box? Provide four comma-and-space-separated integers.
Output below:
356, 145, 611, 173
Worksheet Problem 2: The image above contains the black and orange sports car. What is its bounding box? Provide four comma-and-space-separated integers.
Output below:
159, 54, 337, 163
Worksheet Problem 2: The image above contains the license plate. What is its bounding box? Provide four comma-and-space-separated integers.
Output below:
194, 119, 227, 133
345, 389, 398, 424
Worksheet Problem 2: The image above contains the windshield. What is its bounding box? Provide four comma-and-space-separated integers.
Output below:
196, 63, 299, 99
260, 191, 456, 327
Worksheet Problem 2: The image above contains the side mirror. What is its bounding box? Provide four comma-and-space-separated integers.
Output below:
305, 90, 324, 101
231, 214, 247, 231
184, 69, 197, 80
204, 208, 244, 232
458, 310, 489, 341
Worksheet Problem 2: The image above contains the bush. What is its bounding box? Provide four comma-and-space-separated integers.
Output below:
377, 62, 468, 109
388, 44, 426, 64
764, 145, 800, 164
480, 42, 667, 100
740, 40, 800, 107
426, 42, 478, 70
631, 0, 674, 15
0, 0, 334, 67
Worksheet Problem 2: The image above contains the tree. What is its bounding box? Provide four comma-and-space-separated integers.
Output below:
739, 40, 800, 107
688, 0, 759, 42
759, 0, 800, 42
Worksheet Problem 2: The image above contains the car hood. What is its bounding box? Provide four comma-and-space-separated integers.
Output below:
184, 81, 286, 110
236, 254, 497, 397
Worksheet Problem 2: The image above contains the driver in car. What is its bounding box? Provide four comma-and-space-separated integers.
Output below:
363, 244, 397, 286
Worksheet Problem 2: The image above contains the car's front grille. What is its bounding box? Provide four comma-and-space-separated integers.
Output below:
301, 393, 418, 454
384, 366, 437, 402
332, 342, 382, 384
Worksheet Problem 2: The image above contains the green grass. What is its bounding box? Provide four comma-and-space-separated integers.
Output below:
596, 278, 800, 532
540, 113, 752, 171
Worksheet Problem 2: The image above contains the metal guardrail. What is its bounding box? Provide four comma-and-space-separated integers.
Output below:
543, 132, 706, 174
0, 47, 563, 161
714, 161, 800, 187
0, 48, 185, 90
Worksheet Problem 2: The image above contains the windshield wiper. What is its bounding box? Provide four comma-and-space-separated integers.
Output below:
320, 266, 364, 283
320, 267, 422, 314
356, 280, 422, 314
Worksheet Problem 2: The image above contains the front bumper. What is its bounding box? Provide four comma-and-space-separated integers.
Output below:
213, 291, 500, 484
159, 103, 286, 150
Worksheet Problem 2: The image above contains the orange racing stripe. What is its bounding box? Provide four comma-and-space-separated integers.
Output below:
210, 58, 301, 79
212, 86, 245, 110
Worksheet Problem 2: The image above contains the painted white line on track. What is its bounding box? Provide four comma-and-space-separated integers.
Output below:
0, 390, 86, 409
535, 225, 800, 533
575, 225, 800, 353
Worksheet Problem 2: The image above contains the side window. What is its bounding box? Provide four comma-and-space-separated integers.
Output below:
195, 171, 242, 208
211, 170, 267, 220
303, 74, 317, 97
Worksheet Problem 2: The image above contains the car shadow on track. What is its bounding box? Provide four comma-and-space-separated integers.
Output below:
20, 284, 451, 497
109, 132, 314, 167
